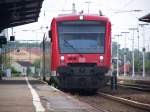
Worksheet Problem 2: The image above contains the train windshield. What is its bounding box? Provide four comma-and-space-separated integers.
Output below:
57, 21, 106, 54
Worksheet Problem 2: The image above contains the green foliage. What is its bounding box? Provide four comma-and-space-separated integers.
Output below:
146, 52, 150, 60
33, 59, 41, 68
112, 41, 150, 73
134, 59, 141, 72
12, 73, 20, 77
11, 67, 21, 77
27, 67, 32, 74
7, 41, 41, 50
112, 42, 117, 57
145, 60, 150, 72
11, 67, 21, 74
33, 59, 41, 74
5, 56, 11, 68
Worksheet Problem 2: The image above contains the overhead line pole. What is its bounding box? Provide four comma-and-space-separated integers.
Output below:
139, 23, 149, 78
114, 34, 122, 77
129, 28, 138, 78
85, 1, 92, 14
121, 32, 129, 76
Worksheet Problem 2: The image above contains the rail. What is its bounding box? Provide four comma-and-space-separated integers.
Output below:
98, 92, 150, 111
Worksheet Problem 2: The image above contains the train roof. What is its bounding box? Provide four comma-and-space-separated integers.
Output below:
54, 14, 110, 22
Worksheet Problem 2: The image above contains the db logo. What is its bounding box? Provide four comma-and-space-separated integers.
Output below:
79, 58, 85, 62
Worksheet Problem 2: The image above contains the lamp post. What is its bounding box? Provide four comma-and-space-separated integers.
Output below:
129, 28, 138, 78
137, 28, 140, 73
139, 23, 149, 77
114, 34, 122, 77
121, 32, 129, 76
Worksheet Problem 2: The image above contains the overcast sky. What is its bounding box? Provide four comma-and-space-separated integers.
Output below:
12, 0, 150, 51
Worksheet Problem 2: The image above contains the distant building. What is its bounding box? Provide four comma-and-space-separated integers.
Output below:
8, 48, 42, 63
12, 61, 35, 76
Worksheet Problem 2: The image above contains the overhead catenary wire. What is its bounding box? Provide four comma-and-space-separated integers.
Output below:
61, 0, 68, 13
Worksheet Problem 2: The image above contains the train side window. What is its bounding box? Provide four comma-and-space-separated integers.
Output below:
10, 36, 15, 41
48, 30, 52, 41
0, 36, 7, 44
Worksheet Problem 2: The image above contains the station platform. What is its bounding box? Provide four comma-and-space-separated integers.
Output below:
0, 77, 98, 112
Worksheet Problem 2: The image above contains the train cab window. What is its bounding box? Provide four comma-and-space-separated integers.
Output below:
57, 21, 106, 54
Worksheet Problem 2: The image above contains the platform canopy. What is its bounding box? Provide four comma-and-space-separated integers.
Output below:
0, 0, 44, 32
139, 13, 150, 23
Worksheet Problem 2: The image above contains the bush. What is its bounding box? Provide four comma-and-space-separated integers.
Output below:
11, 67, 21, 75
12, 73, 20, 77
145, 61, 150, 73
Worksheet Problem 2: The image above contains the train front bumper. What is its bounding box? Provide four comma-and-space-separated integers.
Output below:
55, 66, 110, 89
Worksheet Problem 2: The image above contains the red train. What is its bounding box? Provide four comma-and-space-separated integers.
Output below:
48, 14, 111, 91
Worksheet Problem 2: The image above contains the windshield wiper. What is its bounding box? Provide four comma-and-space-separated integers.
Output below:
64, 40, 83, 57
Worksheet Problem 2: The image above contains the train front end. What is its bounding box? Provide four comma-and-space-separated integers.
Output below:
50, 15, 111, 90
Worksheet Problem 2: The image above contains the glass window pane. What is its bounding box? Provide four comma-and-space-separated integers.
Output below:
57, 21, 106, 54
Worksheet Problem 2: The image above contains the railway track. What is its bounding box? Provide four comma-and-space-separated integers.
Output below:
118, 83, 150, 92
98, 92, 150, 111
74, 83, 150, 112
40, 78, 150, 112
72, 90, 150, 112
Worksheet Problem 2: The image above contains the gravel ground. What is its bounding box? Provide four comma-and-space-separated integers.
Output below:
66, 84, 150, 112
72, 93, 148, 112
99, 86, 150, 104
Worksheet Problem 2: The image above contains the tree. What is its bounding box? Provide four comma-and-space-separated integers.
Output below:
146, 52, 150, 60
33, 59, 41, 74
27, 67, 32, 75
145, 60, 150, 73
33, 59, 41, 68
112, 42, 117, 58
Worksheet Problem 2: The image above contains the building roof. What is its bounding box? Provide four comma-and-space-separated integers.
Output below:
17, 61, 32, 67
0, 0, 44, 31
139, 13, 150, 23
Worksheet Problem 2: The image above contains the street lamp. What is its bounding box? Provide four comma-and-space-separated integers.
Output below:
121, 32, 130, 76
139, 23, 149, 77
129, 28, 138, 78
114, 34, 122, 77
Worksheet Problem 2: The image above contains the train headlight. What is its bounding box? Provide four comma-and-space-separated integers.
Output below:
79, 15, 83, 20
60, 56, 65, 61
99, 56, 104, 62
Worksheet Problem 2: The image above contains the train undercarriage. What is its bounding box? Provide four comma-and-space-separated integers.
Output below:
49, 63, 110, 91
